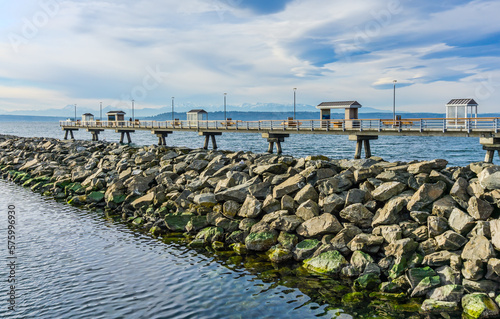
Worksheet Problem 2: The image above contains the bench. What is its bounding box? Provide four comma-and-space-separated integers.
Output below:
281, 117, 302, 127
381, 120, 415, 127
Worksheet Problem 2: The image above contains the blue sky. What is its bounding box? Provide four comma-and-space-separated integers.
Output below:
0, 0, 499, 115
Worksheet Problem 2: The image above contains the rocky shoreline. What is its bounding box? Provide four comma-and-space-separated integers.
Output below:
2, 135, 500, 318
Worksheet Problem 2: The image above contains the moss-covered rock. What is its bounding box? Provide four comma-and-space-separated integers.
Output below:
354, 273, 381, 291
303, 250, 347, 275
164, 213, 194, 232
87, 191, 105, 203
245, 231, 278, 251
196, 226, 224, 243
341, 292, 366, 307
267, 246, 293, 263
230, 243, 248, 255
462, 293, 500, 319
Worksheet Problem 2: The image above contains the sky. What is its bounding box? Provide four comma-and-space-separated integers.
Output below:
0, 0, 500, 115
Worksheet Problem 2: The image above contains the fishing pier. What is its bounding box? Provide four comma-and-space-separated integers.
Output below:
60, 99, 500, 163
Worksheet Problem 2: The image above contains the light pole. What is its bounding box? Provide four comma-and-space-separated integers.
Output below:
293, 88, 297, 120
100, 102, 102, 121
131, 99, 135, 122
224, 93, 227, 121
171, 97, 174, 121
393, 80, 397, 121
74, 104, 76, 122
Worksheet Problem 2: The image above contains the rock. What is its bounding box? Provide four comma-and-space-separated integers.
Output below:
293, 239, 321, 261
295, 199, 320, 221
372, 181, 406, 201
253, 163, 287, 175
468, 197, 494, 220
385, 238, 418, 258
186, 216, 209, 232
272, 174, 306, 198
373, 225, 402, 243
450, 177, 470, 209
407, 159, 448, 174
463, 279, 499, 294
330, 225, 362, 255
469, 221, 491, 239
344, 188, 368, 206
448, 208, 475, 236
478, 166, 500, 190
463, 259, 484, 281
406, 266, 437, 289
245, 231, 278, 251
267, 246, 293, 263
294, 184, 319, 204
371, 192, 412, 227
131, 192, 155, 209
270, 215, 303, 232
351, 250, 374, 273
428, 216, 449, 238
280, 194, 295, 212
248, 181, 272, 199
347, 233, 384, 254
407, 181, 447, 211
353, 273, 381, 291
195, 226, 224, 243
278, 231, 298, 250
491, 220, 500, 251
420, 299, 460, 315
432, 195, 458, 218
296, 213, 343, 238
410, 211, 430, 224
164, 213, 192, 232
423, 251, 460, 267
435, 230, 468, 251
411, 275, 440, 297
462, 293, 500, 319
215, 177, 261, 203
193, 193, 217, 207
436, 266, 462, 285
320, 193, 345, 214
316, 170, 354, 195
462, 235, 495, 262
303, 250, 348, 275
238, 195, 262, 218
239, 218, 257, 232
87, 191, 105, 203
262, 195, 281, 214
486, 259, 500, 278
222, 200, 240, 218
261, 210, 288, 224
339, 203, 374, 228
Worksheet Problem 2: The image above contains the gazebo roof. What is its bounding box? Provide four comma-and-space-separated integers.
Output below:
82, 113, 94, 116
107, 110, 126, 114
446, 99, 478, 106
316, 101, 362, 109
187, 109, 208, 114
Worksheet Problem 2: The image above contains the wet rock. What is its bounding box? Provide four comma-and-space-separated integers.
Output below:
277, 231, 298, 250
131, 192, 155, 209
164, 213, 193, 232
339, 203, 374, 228
411, 275, 440, 297
303, 250, 348, 275
238, 218, 257, 232
296, 213, 342, 238
245, 230, 278, 251
420, 299, 460, 315
293, 239, 321, 261
222, 200, 240, 218
267, 246, 293, 263
462, 293, 500, 319
196, 226, 224, 243
353, 273, 381, 291
351, 250, 374, 273
407, 181, 447, 211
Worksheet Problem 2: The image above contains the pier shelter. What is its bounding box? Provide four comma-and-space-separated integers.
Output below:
82, 113, 94, 122
107, 111, 126, 122
446, 99, 478, 127
317, 101, 361, 129
187, 109, 208, 125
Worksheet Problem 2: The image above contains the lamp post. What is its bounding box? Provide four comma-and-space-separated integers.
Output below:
171, 97, 174, 121
100, 102, 102, 121
293, 88, 297, 120
74, 104, 76, 122
131, 99, 135, 122
224, 93, 227, 121
393, 80, 397, 121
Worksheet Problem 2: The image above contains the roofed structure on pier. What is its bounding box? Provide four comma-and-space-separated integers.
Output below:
316, 101, 362, 122
82, 113, 94, 122
107, 110, 126, 122
187, 109, 208, 124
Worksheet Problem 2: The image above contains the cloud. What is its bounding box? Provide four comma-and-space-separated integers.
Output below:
0, 0, 499, 115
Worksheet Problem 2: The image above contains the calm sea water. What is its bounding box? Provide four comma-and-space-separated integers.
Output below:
0, 121, 492, 166
0, 180, 354, 319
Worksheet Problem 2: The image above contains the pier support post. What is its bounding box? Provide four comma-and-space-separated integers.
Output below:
116, 129, 135, 144
152, 130, 173, 146
480, 137, 500, 163
349, 135, 378, 159
87, 129, 104, 142
63, 128, 78, 140
199, 132, 222, 150
262, 133, 289, 154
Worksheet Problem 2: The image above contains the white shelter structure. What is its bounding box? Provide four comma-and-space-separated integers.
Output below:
316, 101, 362, 128
187, 109, 208, 125
82, 113, 94, 123
446, 99, 478, 127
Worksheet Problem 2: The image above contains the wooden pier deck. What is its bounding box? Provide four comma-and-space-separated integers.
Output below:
60, 117, 500, 162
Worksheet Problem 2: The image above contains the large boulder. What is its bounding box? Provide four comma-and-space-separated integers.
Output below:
245, 230, 278, 251
272, 174, 306, 198
435, 230, 468, 251
478, 166, 500, 190
316, 171, 354, 195
467, 197, 493, 221
294, 184, 319, 204
407, 181, 447, 211
339, 203, 374, 228
371, 192, 412, 227
238, 195, 262, 218
407, 159, 448, 174
384, 238, 418, 258
448, 208, 475, 236
296, 213, 342, 238
462, 293, 500, 319
215, 176, 261, 203
461, 235, 495, 262
293, 239, 321, 261
450, 177, 470, 209
270, 215, 303, 232
371, 181, 406, 201
295, 199, 320, 221
303, 250, 348, 275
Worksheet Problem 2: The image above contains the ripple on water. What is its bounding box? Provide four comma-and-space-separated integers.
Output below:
0, 180, 338, 319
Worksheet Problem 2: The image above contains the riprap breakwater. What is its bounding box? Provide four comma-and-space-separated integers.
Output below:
2, 135, 500, 318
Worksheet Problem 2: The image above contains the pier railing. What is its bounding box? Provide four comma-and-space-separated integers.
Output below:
60, 117, 500, 134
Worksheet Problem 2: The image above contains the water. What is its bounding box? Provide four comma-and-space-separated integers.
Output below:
0, 121, 490, 166
0, 180, 356, 319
